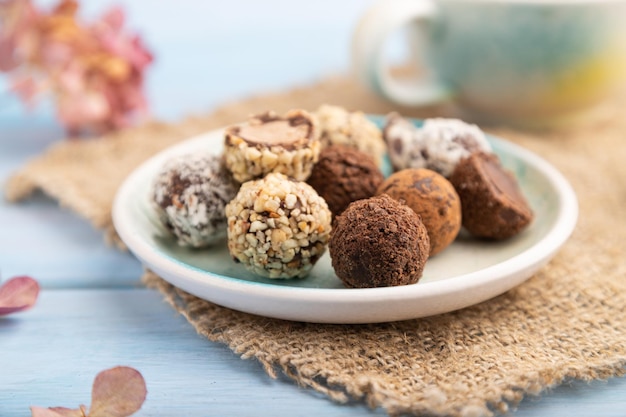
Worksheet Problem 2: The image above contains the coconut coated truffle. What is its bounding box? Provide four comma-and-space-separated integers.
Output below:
450, 152, 533, 240
307, 145, 384, 217
384, 114, 492, 177
377, 168, 461, 256
225, 172, 332, 279
315, 104, 387, 167
224, 109, 321, 183
329, 194, 430, 288
151, 152, 239, 247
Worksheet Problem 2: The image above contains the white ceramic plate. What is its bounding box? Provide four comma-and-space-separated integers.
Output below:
113, 121, 578, 323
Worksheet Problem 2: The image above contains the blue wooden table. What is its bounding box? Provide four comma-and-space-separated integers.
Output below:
2, 1, 626, 415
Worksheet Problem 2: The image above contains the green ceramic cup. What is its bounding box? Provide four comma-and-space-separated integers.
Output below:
352, 0, 626, 124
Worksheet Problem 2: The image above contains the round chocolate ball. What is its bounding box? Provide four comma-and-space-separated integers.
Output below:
225, 172, 332, 279
307, 144, 384, 217
384, 115, 492, 178
377, 168, 462, 256
151, 153, 239, 248
329, 194, 430, 288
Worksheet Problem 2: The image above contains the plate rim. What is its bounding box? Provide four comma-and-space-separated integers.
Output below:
112, 119, 578, 322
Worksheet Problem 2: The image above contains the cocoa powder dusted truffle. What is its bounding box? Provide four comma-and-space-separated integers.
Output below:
224, 109, 321, 183
151, 152, 239, 248
307, 145, 384, 217
377, 168, 461, 256
329, 194, 430, 288
384, 114, 492, 177
225, 172, 332, 279
450, 152, 533, 240
315, 104, 387, 167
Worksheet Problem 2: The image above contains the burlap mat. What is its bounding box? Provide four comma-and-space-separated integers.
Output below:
5, 75, 626, 417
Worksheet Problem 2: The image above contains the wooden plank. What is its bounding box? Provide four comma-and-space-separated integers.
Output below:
2, 2, 625, 415
0, 192, 143, 288
0, 124, 144, 289
1, 289, 625, 417
0, 289, 386, 416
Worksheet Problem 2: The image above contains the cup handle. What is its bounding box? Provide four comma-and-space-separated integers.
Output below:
352, 0, 450, 106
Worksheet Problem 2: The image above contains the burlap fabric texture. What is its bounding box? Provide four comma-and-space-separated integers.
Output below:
5, 75, 626, 417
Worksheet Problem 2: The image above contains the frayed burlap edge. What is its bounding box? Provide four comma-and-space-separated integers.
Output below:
141, 247, 626, 417
5, 74, 626, 417
3, 74, 443, 246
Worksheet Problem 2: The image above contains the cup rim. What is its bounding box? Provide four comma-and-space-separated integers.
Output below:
440, 0, 625, 4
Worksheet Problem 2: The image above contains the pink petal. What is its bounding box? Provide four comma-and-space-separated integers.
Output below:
0, 276, 40, 316
88, 366, 147, 417
49, 407, 86, 417
126, 36, 154, 71
0, 0, 40, 71
9, 75, 41, 106
40, 41, 75, 68
30, 406, 83, 417
0, 36, 19, 71
90, 9, 153, 73
57, 64, 87, 93
30, 407, 65, 417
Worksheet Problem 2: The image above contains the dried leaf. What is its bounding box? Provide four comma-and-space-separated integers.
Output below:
30, 406, 84, 417
50, 406, 86, 417
0, 276, 40, 316
88, 366, 147, 417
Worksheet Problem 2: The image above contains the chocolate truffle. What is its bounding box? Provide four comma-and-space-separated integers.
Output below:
151, 152, 239, 248
377, 168, 461, 256
450, 152, 533, 240
329, 194, 430, 288
307, 145, 384, 217
225, 172, 332, 279
224, 109, 321, 183
315, 104, 387, 167
384, 114, 492, 177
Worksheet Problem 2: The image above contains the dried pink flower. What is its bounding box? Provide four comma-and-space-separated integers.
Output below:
0, 275, 40, 316
31, 366, 147, 417
0, 0, 153, 137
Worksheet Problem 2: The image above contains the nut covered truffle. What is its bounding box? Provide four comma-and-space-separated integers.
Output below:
307, 145, 384, 217
224, 109, 321, 183
225, 172, 332, 279
450, 152, 533, 240
384, 114, 492, 177
377, 168, 462, 256
315, 104, 387, 167
151, 152, 239, 247
329, 194, 430, 288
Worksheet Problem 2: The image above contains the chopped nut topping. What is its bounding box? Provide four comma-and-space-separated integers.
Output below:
223, 109, 321, 183
225, 172, 331, 279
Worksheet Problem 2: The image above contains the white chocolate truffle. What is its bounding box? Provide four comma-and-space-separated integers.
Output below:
225, 172, 331, 279
152, 153, 239, 247
384, 115, 492, 178
315, 104, 387, 167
